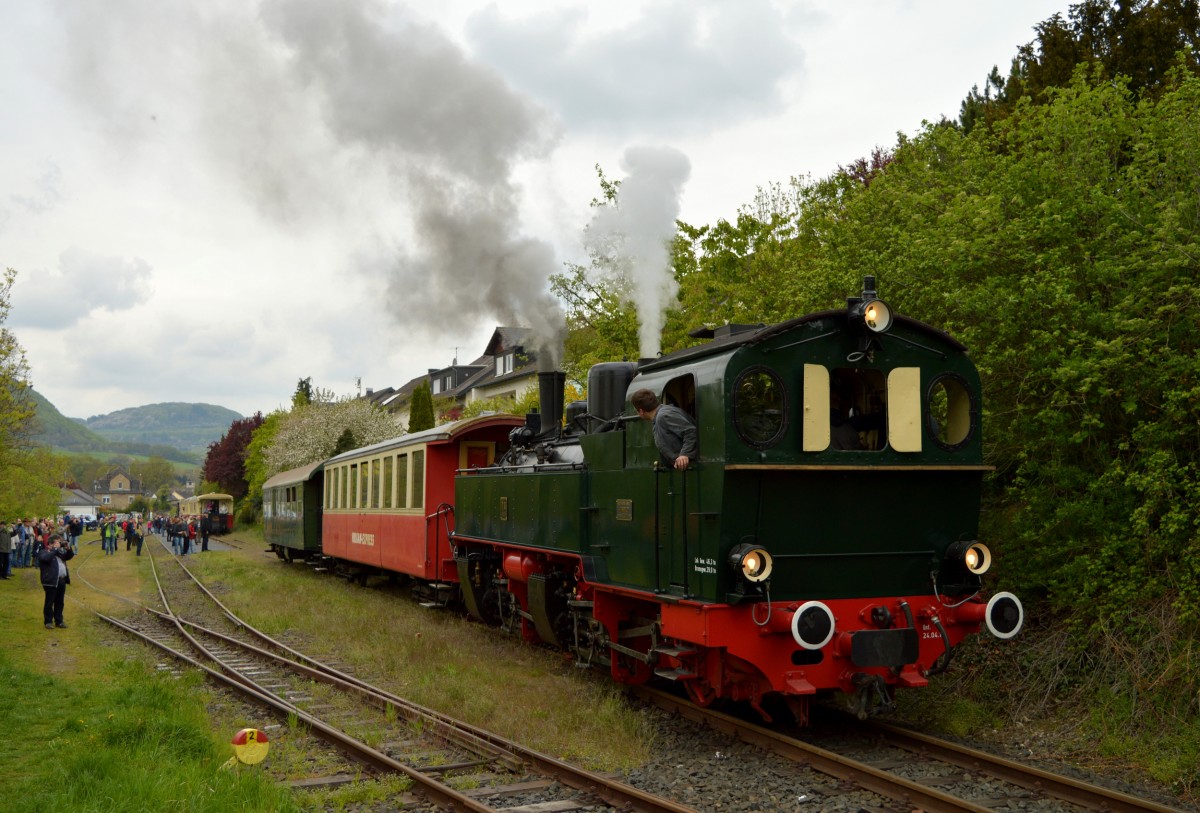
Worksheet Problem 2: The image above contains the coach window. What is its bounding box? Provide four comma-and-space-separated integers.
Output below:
412, 450, 425, 509
396, 453, 409, 509
734, 367, 786, 448
349, 463, 359, 508
927, 373, 974, 449
370, 459, 380, 507
382, 456, 393, 509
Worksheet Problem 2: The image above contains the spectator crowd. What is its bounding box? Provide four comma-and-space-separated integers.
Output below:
1, 513, 217, 580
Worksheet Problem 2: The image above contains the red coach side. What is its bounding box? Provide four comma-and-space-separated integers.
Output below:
320, 415, 522, 582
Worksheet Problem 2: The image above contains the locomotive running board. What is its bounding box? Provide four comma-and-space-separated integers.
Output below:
653, 667, 697, 681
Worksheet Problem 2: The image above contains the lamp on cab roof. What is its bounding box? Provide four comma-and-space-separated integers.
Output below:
848, 276, 894, 335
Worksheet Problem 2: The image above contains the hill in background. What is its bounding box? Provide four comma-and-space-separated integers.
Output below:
83, 401, 242, 455
29, 390, 240, 463
30, 389, 111, 452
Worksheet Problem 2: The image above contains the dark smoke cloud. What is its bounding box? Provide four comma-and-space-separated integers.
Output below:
53, 0, 566, 357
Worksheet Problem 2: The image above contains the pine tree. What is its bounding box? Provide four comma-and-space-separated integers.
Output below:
408, 382, 435, 433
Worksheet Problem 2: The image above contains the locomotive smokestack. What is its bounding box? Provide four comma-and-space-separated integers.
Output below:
538, 371, 566, 436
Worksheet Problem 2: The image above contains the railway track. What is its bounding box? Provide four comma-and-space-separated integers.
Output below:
73, 538, 699, 813
70, 535, 1188, 813
632, 685, 1187, 813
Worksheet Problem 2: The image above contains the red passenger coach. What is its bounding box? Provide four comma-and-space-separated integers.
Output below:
320, 415, 523, 591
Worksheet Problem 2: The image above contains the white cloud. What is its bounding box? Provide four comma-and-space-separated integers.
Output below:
11, 249, 153, 329
465, 0, 805, 134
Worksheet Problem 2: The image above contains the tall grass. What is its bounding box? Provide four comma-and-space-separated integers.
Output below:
185, 545, 655, 771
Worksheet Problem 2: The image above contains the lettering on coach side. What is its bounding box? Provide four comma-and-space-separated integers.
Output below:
351, 532, 375, 547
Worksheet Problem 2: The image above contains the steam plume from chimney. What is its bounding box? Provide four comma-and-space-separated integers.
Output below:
585, 145, 690, 359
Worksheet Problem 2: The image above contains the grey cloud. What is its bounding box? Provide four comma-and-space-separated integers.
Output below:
11, 248, 153, 328
465, 0, 805, 134
260, 0, 555, 184
53, 0, 567, 353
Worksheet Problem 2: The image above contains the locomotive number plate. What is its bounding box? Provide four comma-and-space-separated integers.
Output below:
499, 496, 508, 521
615, 499, 633, 521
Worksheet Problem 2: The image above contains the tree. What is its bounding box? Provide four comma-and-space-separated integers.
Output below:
959, 0, 1200, 131
202, 413, 265, 501
0, 269, 56, 516
131, 456, 175, 494
262, 396, 401, 479
153, 485, 174, 512
0, 446, 60, 519
0, 269, 34, 455
459, 387, 542, 420
408, 382, 435, 433
243, 410, 285, 509
292, 377, 314, 408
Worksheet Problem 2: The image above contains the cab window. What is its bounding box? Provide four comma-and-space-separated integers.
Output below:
829, 368, 885, 451
733, 367, 786, 448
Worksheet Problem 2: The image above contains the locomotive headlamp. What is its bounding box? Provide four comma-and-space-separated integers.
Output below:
947, 540, 992, 575
861, 299, 893, 333
847, 276, 894, 337
728, 543, 773, 583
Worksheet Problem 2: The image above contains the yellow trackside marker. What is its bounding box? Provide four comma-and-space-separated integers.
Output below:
231, 728, 270, 764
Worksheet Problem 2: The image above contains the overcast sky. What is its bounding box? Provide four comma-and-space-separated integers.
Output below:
1, 0, 1069, 420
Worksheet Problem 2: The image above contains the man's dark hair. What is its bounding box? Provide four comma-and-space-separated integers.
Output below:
630, 389, 659, 413
49, 533, 64, 544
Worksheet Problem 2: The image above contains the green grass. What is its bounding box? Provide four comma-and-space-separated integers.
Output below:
0, 530, 655, 809
0, 650, 298, 812
188, 536, 655, 771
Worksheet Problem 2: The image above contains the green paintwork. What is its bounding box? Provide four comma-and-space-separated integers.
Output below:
455, 311, 989, 605
264, 475, 324, 554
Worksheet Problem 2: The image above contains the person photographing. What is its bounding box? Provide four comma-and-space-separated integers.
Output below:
37, 533, 74, 630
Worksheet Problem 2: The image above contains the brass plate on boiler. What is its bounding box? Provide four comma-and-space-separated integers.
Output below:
615, 499, 633, 522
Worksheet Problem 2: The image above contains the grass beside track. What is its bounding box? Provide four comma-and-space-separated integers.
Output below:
0, 534, 298, 812
187, 530, 655, 771
0, 529, 654, 810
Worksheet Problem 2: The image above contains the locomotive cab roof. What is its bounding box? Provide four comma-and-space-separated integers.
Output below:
639, 309, 967, 373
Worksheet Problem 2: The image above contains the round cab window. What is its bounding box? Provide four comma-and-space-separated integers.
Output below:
733, 368, 787, 448
927, 374, 974, 449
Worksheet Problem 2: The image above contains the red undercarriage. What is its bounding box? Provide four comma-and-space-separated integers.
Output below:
483, 544, 987, 721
